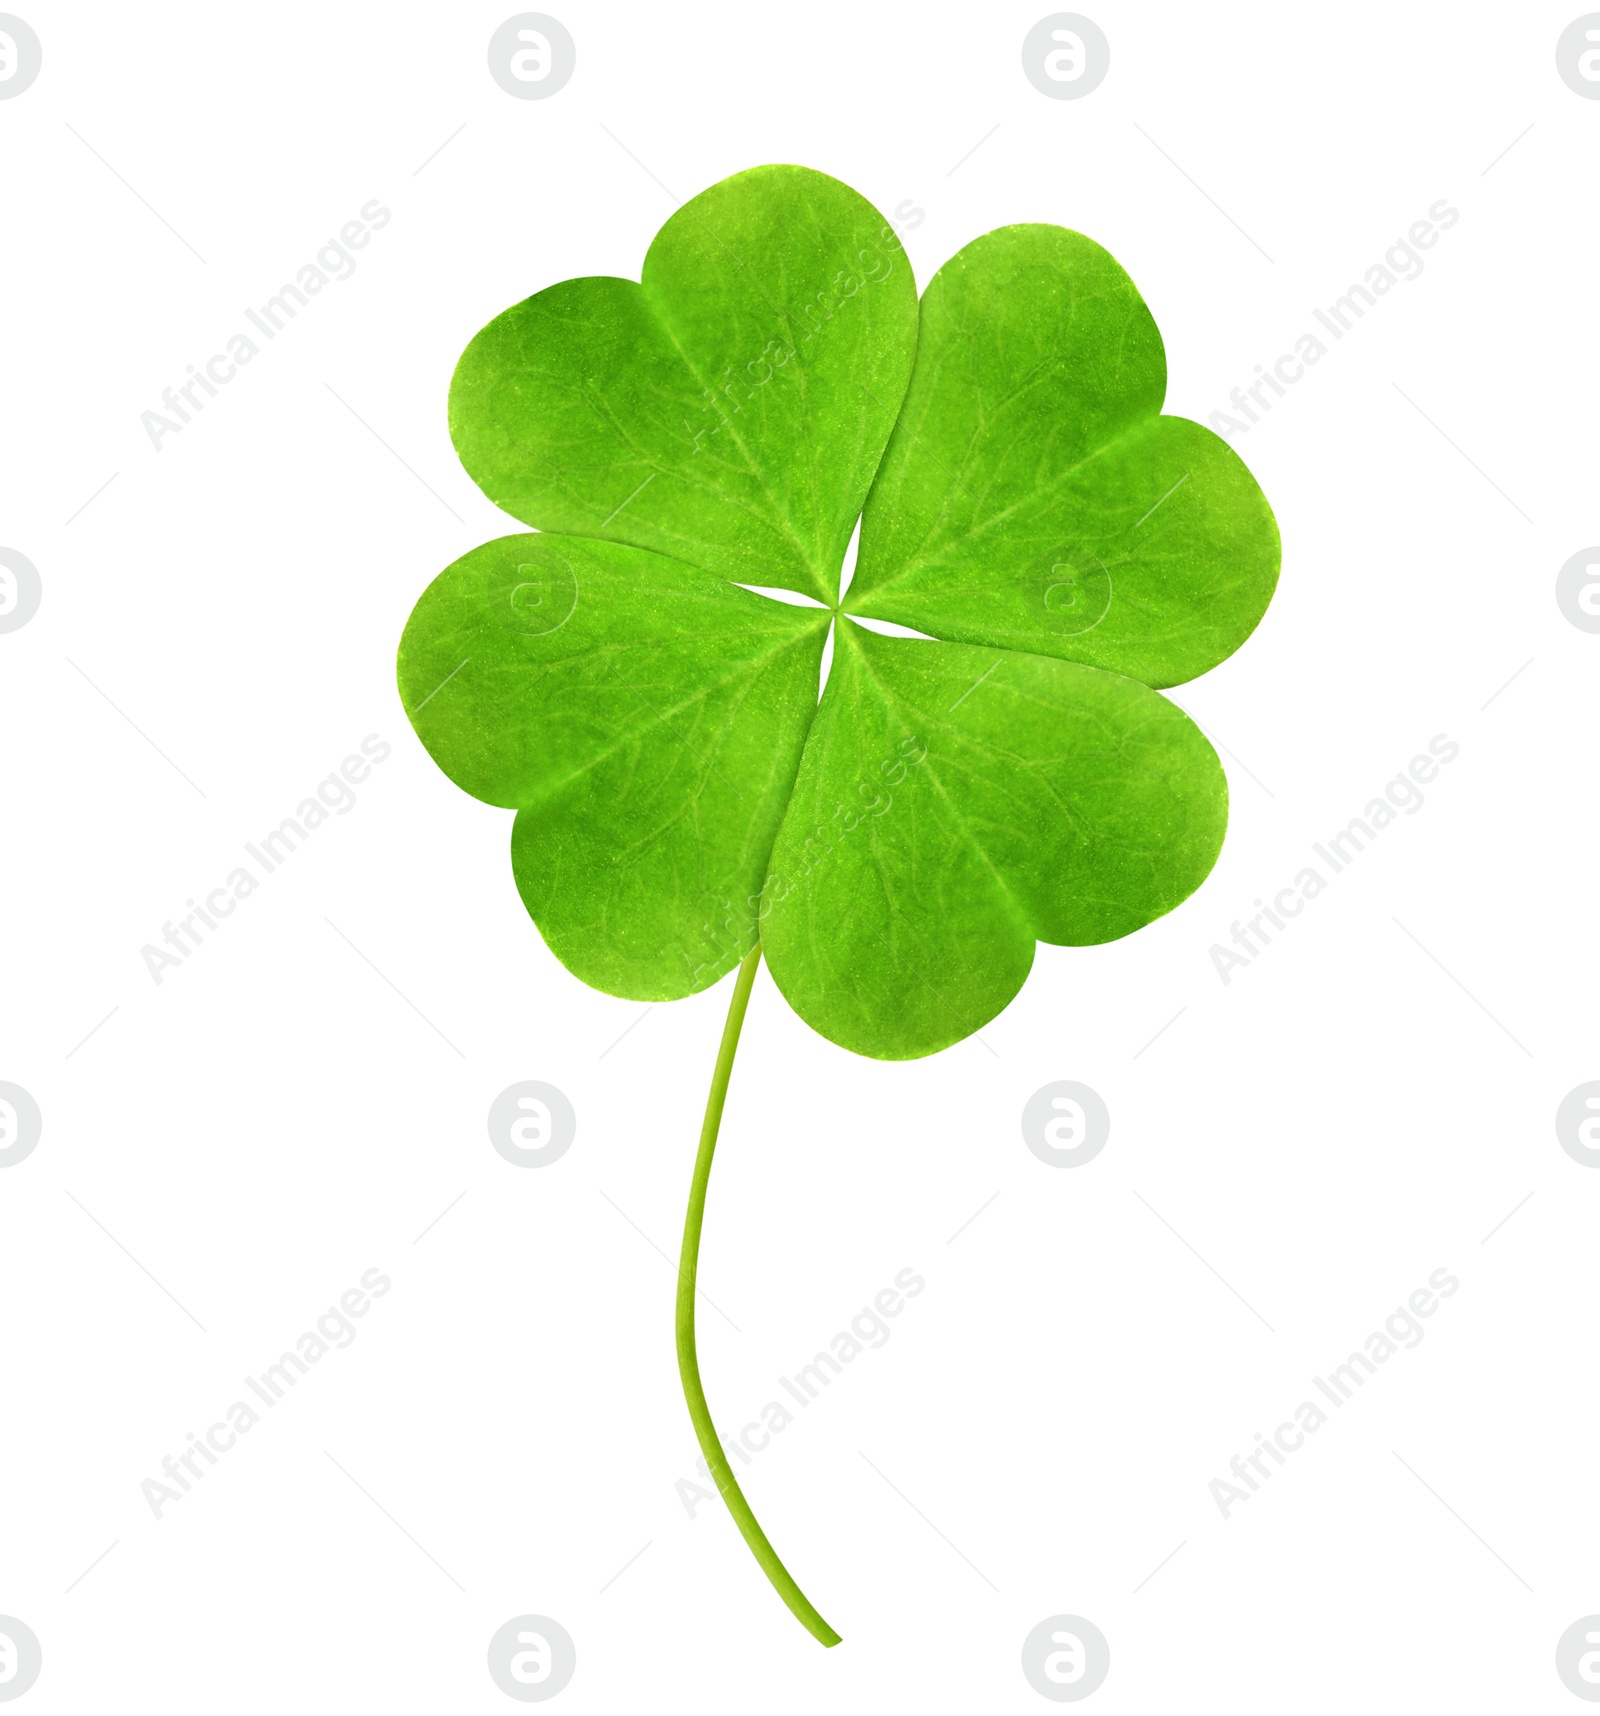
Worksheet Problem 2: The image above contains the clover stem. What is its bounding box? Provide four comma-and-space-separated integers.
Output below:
675, 941, 842, 1648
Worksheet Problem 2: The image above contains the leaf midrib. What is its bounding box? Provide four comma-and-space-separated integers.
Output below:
845, 409, 1167, 612
514, 615, 829, 808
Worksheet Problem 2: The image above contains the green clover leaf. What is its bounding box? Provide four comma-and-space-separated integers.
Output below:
397, 164, 1278, 1646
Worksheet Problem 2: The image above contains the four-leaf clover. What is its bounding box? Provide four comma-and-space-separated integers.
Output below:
397, 163, 1278, 1644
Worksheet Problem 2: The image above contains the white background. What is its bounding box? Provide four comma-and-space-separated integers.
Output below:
3, 2, 1598, 1709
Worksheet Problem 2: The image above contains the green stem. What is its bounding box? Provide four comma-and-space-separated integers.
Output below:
675, 942, 841, 1648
